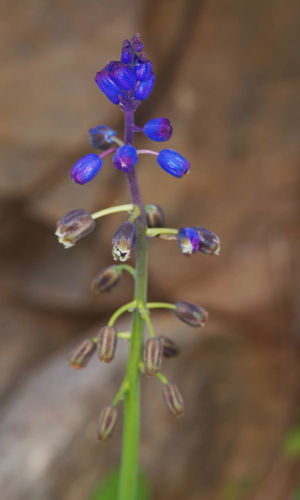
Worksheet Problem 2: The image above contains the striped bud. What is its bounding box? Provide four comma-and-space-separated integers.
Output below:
145, 204, 165, 228
112, 221, 137, 262
97, 406, 118, 441
158, 336, 180, 358
69, 339, 96, 369
162, 383, 184, 417
97, 326, 117, 363
91, 266, 122, 293
55, 209, 95, 249
143, 338, 163, 376
175, 301, 208, 327
193, 226, 220, 255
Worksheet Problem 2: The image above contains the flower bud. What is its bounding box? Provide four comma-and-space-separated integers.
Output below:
157, 149, 190, 178
89, 125, 117, 151
193, 226, 220, 255
162, 383, 184, 417
145, 203, 165, 228
97, 406, 118, 441
143, 118, 173, 142
134, 73, 155, 101
91, 265, 122, 293
158, 336, 180, 358
55, 208, 95, 248
112, 221, 137, 262
143, 338, 163, 376
97, 326, 117, 363
113, 145, 138, 173
95, 69, 122, 105
134, 60, 153, 81
175, 301, 208, 327
71, 154, 103, 184
69, 339, 96, 369
177, 227, 200, 255
106, 61, 136, 91
121, 40, 132, 64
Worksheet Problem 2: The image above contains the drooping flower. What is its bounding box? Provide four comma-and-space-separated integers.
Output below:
55, 209, 95, 248
193, 226, 220, 255
143, 118, 173, 142
71, 154, 103, 184
157, 149, 190, 178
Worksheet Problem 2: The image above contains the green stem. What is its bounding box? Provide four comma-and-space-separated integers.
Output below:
146, 227, 178, 237
147, 302, 176, 310
92, 204, 134, 220
115, 264, 136, 278
138, 303, 155, 338
118, 107, 148, 500
107, 301, 136, 327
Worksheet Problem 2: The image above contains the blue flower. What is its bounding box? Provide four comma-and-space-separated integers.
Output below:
134, 73, 155, 101
177, 228, 200, 255
105, 61, 136, 91
143, 118, 173, 142
134, 61, 153, 81
89, 125, 116, 150
113, 145, 138, 173
95, 69, 122, 105
157, 149, 190, 178
71, 154, 103, 184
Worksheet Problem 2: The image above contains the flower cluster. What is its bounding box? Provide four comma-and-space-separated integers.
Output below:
55, 34, 220, 444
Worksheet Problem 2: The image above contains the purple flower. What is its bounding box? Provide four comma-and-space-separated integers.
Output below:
105, 61, 136, 91
95, 69, 121, 105
113, 145, 138, 173
134, 73, 155, 101
193, 227, 220, 255
134, 61, 153, 81
157, 149, 190, 178
177, 227, 200, 255
89, 125, 116, 150
71, 154, 103, 184
143, 118, 173, 142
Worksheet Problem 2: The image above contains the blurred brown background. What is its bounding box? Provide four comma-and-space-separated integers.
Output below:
1, 0, 300, 499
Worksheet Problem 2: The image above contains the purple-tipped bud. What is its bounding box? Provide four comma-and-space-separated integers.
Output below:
55, 208, 95, 248
89, 125, 117, 151
97, 406, 118, 441
113, 145, 138, 173
158, 336, 180, 358
112, 221, 137, 262
143, 118, 173, 142
71, 154, 103, 185
193, 226, 220, 255
177, 227, 200, 255
175, 301, 208, 327
157, 149, 190, 178
106, 61, 136, 91
145, 203, 165, 228
131, 33, 144, 52
69, 339, 96, 369
143, 338, 163, 376
134, 61, 153, 81
121, 39, 132, 64
95, 69, 122, 105
97, 326, 117, 363
91, 265, 122, 293
162, 383, 184, 417
134, 73, 155, 101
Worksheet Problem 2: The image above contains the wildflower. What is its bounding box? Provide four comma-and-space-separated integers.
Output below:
193, 226, 220, 255
91, 265, 122, 293
71, 153, 103, 184
89, 125, 117, 150
175, 301, 208, 327
158, 336, 180, 358
69, 339, 96, 369
143, 338, 163, 376
134, 73, 155, 101
157, 149, 190, 178
97, 406, 118, 441
113, 145, 138, 173
145, 204, 165, 228
112, 221, 137, 262
97, 326, 117, 363
55, 208, 95, 248
143, 118, 173, 142
177, 227, 200, 255
162, 383, 184, 417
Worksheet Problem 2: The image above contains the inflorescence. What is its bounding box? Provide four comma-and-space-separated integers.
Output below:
56, 34, 220, 441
